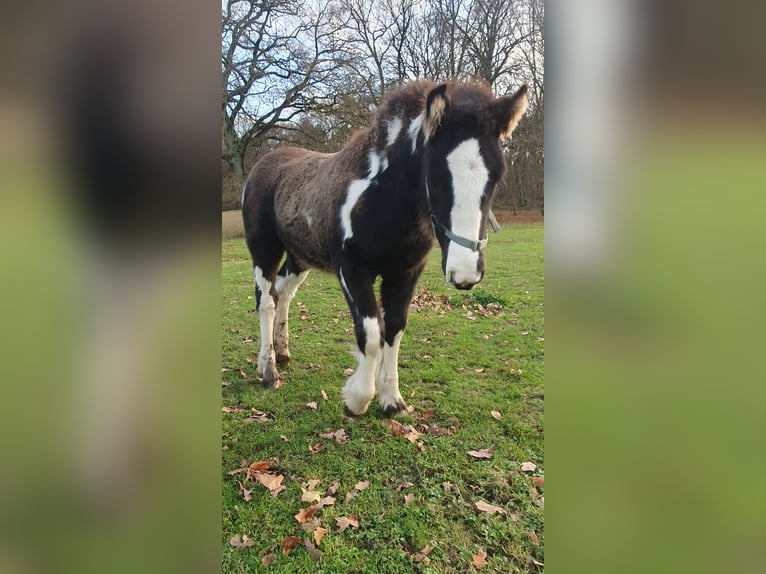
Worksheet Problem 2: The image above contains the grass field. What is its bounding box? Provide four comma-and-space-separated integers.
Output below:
221, 213, 544, 572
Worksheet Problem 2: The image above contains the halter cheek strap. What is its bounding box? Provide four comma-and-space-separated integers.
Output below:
424, 178, 488, 253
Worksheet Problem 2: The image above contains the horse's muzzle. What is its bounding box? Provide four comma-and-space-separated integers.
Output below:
448, 270, 482, 290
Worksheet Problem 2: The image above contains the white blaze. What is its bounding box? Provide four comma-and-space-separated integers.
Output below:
444, 138, 488, 286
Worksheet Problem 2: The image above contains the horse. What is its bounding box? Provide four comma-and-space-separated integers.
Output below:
242, 79, 528, 416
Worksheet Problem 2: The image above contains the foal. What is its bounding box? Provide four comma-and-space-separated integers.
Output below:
242, 79, 528, 416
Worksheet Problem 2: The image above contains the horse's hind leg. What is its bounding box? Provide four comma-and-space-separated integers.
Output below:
246, 234, 285, 388
273, 254, 309, 365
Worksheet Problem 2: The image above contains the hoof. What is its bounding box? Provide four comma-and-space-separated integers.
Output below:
275, 352, 291, 365
343, 404, 359, 417
382, 400, 408, 417
262, 367, 282, 388
342, 399, 370, 417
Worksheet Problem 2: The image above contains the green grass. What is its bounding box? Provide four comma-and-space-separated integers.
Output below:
222, 219, 544, 572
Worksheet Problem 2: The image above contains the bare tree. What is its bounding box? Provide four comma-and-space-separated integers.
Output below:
222, 0, 343, 180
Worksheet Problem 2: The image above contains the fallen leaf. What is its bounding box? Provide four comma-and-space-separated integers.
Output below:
301, 488, 321, 504
281, 536, 302, 554
279, 434, 289, 442
532, 558, 545, 567
304, 479, 321, 490
243, 409, 271, 423
472, 549, 487, 568
538, 496, 544, 510
404, 493, 414, 505
346, 480, 370, 502
467, 449, 493, 459
326, 479, 340, 496
313, 527, 328, 545
300, 518, 321, 532
253, 472, 284, 495
247, 461, 270, 474
317, 496, 336, 508
342, 367, 354, 376
474, 368, 485, 373
229, 534, 254, 549
318, 429, 348, 443
417, 441, 425, 452
221, 406, 242, 413
529, 530, 540, 547
238, 481, 252, 502
321, 389, 329, 401
521, 461, 537, 473
261, 554, 277, 565
308, 442, 325, 454
240, 368, 247, 379
532, 476, 544, 488
304, 538, 322, 560
294, 505, 318, 524
475, 500, 507, 515
441, 481, 455, 491
413, 545, 434, 562
395, 482, 414, 492
307, 401, 318, 410
335, 515, 360, 532
490, 410, 502, 420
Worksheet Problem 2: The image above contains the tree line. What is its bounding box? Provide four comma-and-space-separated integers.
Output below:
222, 0, 543, 211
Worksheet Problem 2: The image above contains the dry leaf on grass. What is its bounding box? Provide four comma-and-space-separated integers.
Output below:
529, 530, 540, 547
294, 505, 318, 524
281, 536, 302, 554
413, 545, 434, 562
326, 479, 340, 496
317, 496, 336, 508
472, 549, 487, 568
313, 527, 328, 545
301, 488, 321, 504
342, 367, 354, 376
261, 554, 277, 565
252, 472, 285, 496
490, 410, 502, 420
475, 500, 507, 515
395, 482, 414, 491
304, 478, 321, 490
238, 481, 252, 502
307, 402, 318, 410
229, 534, 254, 549
318, 429, 348, 443
345, 481, 369, 502
321, 389, 329, 401
532, 476, 544, 488
521, 461, 537, 473
467, 449, 493, 459
304, 538, 323, 559
308, 442, 325, 454
300, 518, 321, 532
404, 493, 414, 505
335, 515, 360, 532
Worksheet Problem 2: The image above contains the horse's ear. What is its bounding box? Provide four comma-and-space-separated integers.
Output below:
425, 83, 450, 140
492, 84, 529, 139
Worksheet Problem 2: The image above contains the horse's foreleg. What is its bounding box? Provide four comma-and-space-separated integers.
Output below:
338, 263, 382, 416
273, 257, 309, 364
254, 266, 281, 387
378, 265, 425, 416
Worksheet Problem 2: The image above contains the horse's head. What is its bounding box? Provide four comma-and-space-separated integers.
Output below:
422, 82, 528, 290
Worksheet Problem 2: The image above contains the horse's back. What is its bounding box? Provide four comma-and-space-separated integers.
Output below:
243, 146, 342, 271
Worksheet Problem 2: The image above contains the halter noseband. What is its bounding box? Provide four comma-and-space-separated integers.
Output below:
424, 177, 488, 252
